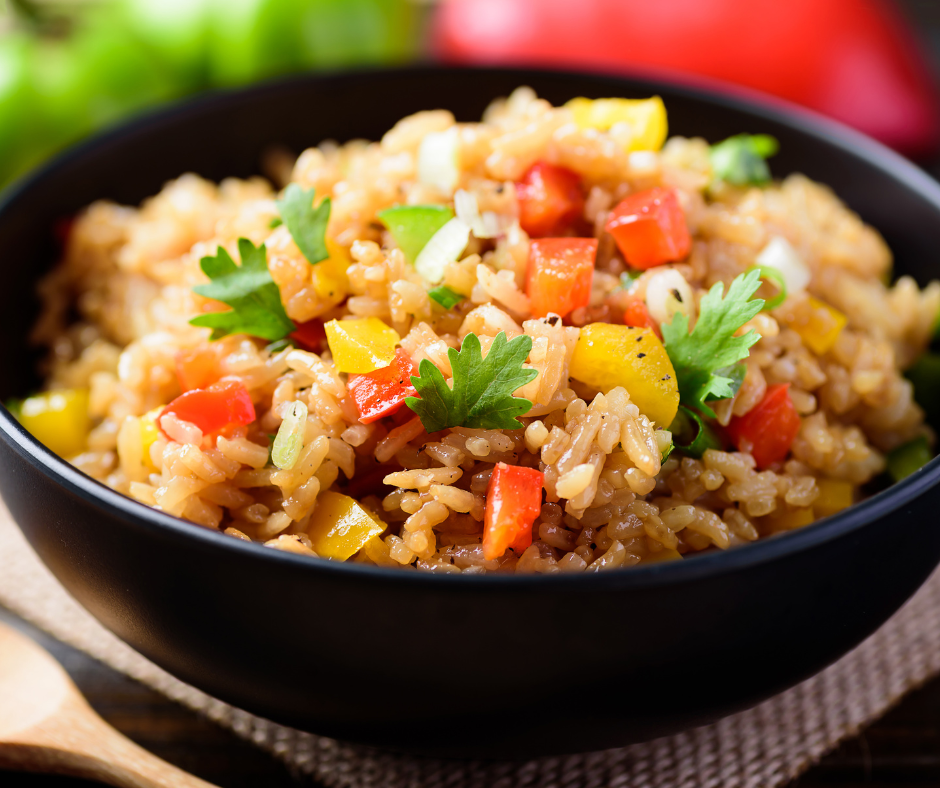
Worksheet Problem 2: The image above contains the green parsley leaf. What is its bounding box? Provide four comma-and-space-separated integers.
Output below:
190, 238, 296, 341
710, 134, 779, 186
377, 204, 454, 264
428, 285, 464, 309
275, 183, 330, 265
405, 331, 538, 432
662, 269, 764, 418
708, 362, 746, 402
268, 216, 283, 229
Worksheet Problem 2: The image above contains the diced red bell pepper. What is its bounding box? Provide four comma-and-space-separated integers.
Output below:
175, 347, 221, 393
726, 383, 801, 469
347, 348, 419, 424
526, 237, 597, 319
516, 161, 585, 237
605, 187, 691, 270
622, 298, 662, 340
160, 380, 256, 437
290, 318, 328, 353
483, 462, 544, 561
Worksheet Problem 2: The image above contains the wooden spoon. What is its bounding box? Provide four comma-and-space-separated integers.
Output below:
0, 621, 217, 787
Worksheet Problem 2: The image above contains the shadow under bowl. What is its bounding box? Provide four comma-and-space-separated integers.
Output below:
1, 67, 940, 758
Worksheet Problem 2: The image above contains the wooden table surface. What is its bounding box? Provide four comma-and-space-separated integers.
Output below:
7, 2, 940, 786
4, 594, 940, 788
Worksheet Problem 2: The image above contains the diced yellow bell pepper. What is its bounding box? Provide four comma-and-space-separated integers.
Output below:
140, 407, 164, 472
565, 96, 668, 151
312, 238, 350, 307
307, 491, 387, 561
789, 296, 846, 355
764, 506, 815, 532
325, 317, 400, 373
568, 324, 679, 428
813, 478, 854, 519
642, 547, 683, 564
19, 389, 90, 458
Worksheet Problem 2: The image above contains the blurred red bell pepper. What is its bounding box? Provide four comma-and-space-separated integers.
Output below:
483, 462, 544, 560
161, 380, 255, 436
432, 0, 940, 158
526, 238, 597, 319
725, 383, 801, 469
516, 161, 585, 237
290, 318, 328, 353
622, 299, 661, 339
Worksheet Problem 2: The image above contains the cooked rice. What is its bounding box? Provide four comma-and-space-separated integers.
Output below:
29, 87, 940, 573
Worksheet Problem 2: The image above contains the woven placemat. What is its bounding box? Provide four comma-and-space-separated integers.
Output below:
2, 499, 940, 788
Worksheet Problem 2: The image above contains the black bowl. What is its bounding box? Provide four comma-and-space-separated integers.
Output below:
2, 67, 940, 758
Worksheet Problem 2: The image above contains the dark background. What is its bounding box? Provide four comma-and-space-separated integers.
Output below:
7, 1, 940, 786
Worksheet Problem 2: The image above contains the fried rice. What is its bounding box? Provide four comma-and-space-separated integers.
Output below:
21, 87, 940, 573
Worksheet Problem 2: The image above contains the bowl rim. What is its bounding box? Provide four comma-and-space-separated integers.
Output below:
2, 63, 939, 589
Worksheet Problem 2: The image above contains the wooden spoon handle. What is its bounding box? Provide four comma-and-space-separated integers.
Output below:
1, 695, 218, 788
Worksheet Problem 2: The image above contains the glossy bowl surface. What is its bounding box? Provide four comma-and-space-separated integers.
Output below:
2, 67, 940, 758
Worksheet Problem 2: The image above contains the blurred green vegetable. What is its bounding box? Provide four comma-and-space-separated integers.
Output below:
905, 351, 940, 427
0, 33, 41, 183
709, 134, 779, 186
0, 0, 422, 190
886, 435, 933, 482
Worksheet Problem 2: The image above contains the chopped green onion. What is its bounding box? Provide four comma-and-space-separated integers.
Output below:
755, 236, 810, 294
428, 285, 464, 309
905, 352, 940, 427
414, 217, 471, 285
709, 134, 779, 186
661, 441, 675, 462
272, 401, 308, 470
746, 264, 787, 311
886, 435, 932, 482
268, 217, 283, 229
669, 406, 722, 459
454, 189, 504, 239
377, 204, 454, 264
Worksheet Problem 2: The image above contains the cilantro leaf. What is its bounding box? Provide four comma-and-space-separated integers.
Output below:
661, 269, 764, 418
405, 331, 538, 432
190, 238, 296, 341
276, 183, 330, 265
708, 362, 746, 402
428, 285, 464, 309
710, 134, 779, 186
